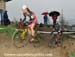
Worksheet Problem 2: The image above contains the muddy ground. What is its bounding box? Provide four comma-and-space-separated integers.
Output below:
0, 33, 75, 57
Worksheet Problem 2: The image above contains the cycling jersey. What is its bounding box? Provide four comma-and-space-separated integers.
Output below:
23, 11, 37, 24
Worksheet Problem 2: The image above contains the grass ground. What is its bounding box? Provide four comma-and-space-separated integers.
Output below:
0, 24, 17, 34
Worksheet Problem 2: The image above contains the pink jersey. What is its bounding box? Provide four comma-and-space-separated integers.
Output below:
31, 12, 37, 24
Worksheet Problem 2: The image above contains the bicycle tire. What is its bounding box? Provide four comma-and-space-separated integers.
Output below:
48, 34, 63, 48
12, 30, 28, 48
32, 33, 43, 47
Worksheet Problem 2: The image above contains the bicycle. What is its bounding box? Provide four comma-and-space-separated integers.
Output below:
12, 22, 63, 48
12, 22, 42, 48
48, 24, 63, 48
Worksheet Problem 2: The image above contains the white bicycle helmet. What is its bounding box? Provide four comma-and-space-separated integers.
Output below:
22, 5, 27, 10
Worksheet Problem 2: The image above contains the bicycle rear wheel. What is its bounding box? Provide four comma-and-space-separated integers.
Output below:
12, 30, 28, 48
31, 33, 43, 47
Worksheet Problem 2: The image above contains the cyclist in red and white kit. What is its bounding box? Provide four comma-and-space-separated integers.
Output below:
22, 5, 37, 42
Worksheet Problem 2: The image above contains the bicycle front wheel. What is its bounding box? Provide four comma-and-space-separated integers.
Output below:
12, 30, 28, 48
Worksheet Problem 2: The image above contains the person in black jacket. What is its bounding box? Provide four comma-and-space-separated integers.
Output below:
3, 10, 10, 26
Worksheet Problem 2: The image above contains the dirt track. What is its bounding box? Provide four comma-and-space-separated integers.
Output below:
0, 33, 75, 57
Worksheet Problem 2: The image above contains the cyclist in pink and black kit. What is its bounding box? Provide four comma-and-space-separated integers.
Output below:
22, 5, 37, 42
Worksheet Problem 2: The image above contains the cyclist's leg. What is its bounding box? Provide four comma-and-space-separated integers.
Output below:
28, 25, 31, 35
30, 23, 36, 41
28, 23, 35, 36
56, 34, 60, 41
31, 23, 35, 36
55, 32, 62, 45
28, 23, 35, 42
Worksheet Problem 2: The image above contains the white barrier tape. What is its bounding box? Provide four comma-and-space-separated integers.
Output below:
4, 53, 53, 57
37, 31, 75, 34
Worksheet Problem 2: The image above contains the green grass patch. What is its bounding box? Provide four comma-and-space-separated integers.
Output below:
69, 52, 75, 57
0, 28, 16, 36
0, 25, 7, 28
0, 24, 17, 35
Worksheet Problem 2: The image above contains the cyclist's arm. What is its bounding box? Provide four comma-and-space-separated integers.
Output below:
23, 13, 26, 22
